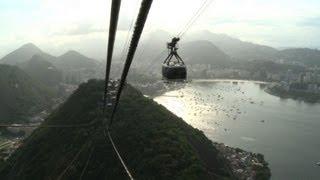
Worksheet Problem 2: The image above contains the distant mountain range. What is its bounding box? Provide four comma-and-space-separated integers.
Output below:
187, 31, 280, 61
0, 43, 56, 65
1, 30, 320, 74
0, 43, 104, 86
0, 43, 102, 71
189, 31, 320, 66
0, 44, 105, 124
133, 30, 232, 72
131, 30, 320, 69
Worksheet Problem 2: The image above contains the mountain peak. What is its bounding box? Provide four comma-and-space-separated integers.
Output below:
0, 43, 56, 65
66, 50, 79, 54
17, 43, 43, 55
20, 43, 40, 50
61, 50, 85, 58
56, 50, 99, 70
0, 43, 41, 65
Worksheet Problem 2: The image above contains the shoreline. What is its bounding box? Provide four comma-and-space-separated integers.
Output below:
265, 84, 320, 104
215, 143, 271, 179
190, 78, 269, 84
135, 78, 270, 98
151, 80, 272, 179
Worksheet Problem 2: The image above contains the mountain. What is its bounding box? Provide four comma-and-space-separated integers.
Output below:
132, 31, 232, 75
0, 43, 100, 70
18, 55, 62, 87
0, 80, 235, 179
0, 65, 53, 123
0, 43, 56, 65
131, 30, 171, 67
188, 31, 280, 61
55, 50, 100, 70
55, 50, 104, 84
280, 48, 320, 66
138, 30, 320, 67
181, 40, 231, 67
134, 30, 278, 71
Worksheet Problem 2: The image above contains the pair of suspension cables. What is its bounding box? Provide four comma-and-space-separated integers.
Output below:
99, 0, 215, 177
102, 0, 154, 179
4, 1, 214, 179
126, 0, 215, 76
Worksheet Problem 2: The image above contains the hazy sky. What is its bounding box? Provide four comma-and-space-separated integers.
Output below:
0, 0, 319, 59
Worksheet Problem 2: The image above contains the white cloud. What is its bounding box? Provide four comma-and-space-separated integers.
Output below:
0, 0, 320, 58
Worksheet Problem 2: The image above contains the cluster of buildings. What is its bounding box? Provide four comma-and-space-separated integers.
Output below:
214, 143, 270, 180
278, 70, 320, 94
62, 68, 103, 85
187, 65, 268, 80
0, 139, 22, 162
187, 63, 320, 94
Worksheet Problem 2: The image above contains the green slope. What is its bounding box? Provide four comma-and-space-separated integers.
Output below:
18, 55, 62, 87
0, 80, 234, 180
0, 65, 53, 123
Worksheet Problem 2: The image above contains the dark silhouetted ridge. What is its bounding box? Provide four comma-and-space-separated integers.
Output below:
0, 80, 234, 180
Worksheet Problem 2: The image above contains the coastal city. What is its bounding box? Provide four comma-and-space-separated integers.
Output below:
187, 62, 320, 99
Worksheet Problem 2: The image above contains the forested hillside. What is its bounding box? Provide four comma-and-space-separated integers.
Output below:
18, 55, 62, 87
0, 80, 234, 180
0, 65, 53, 123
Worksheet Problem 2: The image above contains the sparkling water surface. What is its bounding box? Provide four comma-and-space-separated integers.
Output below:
154, 80, 320, 180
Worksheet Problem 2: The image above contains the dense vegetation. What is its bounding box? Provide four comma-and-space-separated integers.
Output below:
0, 80, 234, 180
18, 55, 62, 87
0, 65, 53, 123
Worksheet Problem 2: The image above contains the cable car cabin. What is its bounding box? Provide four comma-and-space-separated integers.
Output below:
162, 37, 187, 80
162, 62, 186, 80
